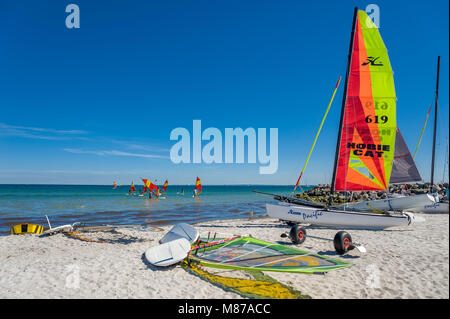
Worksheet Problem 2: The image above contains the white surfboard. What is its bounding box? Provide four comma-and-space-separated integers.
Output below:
145, 238, 191, 267
159, 223, 199, 244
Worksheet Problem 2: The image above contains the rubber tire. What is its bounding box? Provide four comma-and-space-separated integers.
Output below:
289, 225, 307, 245
334, 231, 352, 255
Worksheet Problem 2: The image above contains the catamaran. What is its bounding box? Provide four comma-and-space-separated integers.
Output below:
265, 8, 431, 229
336, 54, 446, 213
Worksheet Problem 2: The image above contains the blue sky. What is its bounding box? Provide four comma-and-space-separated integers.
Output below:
0, 0, 448, 185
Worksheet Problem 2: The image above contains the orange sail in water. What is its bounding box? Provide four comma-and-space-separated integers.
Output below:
333, 10, 396, 191
142, 178, 160, 196
194, 177, 202, 197
113, 181, 117, 189
160, 180, 168, 194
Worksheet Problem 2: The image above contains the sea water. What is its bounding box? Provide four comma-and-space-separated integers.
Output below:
0, 184, 312, 235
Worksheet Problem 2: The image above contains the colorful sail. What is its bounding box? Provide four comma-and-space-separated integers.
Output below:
142, 178, 159, 196
194, 177, 202, 196
389, 128, 422, 184
334, 10, 397, 191
113, 181, 117, 189
129, 182, 136, 194
160, 180, 168, 194
187, 237, 351, 274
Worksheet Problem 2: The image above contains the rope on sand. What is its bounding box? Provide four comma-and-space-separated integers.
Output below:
64, 227, 157, 244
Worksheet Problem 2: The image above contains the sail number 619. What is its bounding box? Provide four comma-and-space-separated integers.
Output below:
365, 115, 388, 124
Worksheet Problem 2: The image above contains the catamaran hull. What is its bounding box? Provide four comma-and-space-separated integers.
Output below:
333, 194, 436, 213
409, 202, 449, 214
266, 203, 419, 229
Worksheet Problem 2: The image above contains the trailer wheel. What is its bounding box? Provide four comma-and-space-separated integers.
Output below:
334, 231, 353, 254
289, 225, 306, 244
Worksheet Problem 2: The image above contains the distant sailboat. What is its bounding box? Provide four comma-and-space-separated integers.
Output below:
160, 180, 168, 194
142, 178, 160, 198
129, 182, 136, 195
113, 181, 117, 189
193, 177, 202, 197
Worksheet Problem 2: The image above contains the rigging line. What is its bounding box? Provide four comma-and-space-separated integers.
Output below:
293, 76, 341, 194
413, 105, 432, 160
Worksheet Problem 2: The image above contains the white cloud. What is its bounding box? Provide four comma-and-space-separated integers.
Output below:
0, 123, 88, 140
63, 148, 169, 159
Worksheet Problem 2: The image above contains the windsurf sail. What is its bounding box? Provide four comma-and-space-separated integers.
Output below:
129, 182, 136, 194
334, 10, 397, 191
160, 180, 168, 194
389, 128, 422, 184
183, 262, 309, 299
142, 178, 159, 196
293, 76, 341, 193
113, 181, 117, 189
188, 237, 351, 274
194, 177, 202, 196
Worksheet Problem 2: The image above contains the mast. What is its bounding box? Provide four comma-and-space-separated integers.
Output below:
430, 56, 440, 191
330, 7, 358, 200
443, 138, 448, 183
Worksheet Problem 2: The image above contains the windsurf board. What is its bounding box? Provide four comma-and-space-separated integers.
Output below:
145, 238, 191, 267
159, 223, 199, 244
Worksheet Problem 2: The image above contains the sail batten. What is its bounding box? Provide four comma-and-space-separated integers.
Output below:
334, 10, 396, 191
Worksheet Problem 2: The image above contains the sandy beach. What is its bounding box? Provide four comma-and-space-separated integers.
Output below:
0, 213, 448, 299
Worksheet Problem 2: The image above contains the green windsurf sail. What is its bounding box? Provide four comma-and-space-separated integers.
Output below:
188, 237, 351, 274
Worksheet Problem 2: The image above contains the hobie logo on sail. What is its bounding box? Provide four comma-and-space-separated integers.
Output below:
362, 57, 383, 66
347, 142, 390, 158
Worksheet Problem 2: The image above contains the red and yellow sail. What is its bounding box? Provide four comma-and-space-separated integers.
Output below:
334, 10, 396, 191
160, 180, 168, 193
194, 177, 202, 196
113, 181, 117, 189
142, 178, 159, 196
129, 182, 136, 194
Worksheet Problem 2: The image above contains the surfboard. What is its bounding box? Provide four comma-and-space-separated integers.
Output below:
145, 238, 191, 267
159, 223, 199, 244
